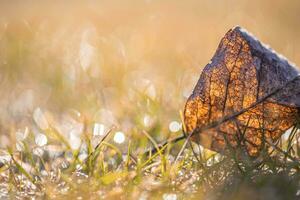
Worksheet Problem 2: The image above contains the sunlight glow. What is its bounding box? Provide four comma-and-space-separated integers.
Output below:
169, 121, 181, 133
114, 131, 125, 144
143, 115, 151, 127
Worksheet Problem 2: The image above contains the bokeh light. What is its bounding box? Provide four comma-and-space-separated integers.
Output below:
114, 131, 125, 144
93, 123, 106, 136
169, 121, 181, 133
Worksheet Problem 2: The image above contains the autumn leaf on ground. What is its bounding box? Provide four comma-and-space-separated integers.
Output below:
184, 26, 300, 156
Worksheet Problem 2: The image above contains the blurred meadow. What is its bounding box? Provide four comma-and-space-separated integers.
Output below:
1, 0, 300, 199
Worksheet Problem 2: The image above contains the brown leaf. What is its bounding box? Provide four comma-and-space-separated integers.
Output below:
184, 26, 300, 156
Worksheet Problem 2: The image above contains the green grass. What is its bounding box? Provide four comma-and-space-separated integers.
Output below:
1, 117, 300, 200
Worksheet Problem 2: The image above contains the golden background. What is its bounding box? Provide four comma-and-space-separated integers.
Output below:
0, 0, 299, 147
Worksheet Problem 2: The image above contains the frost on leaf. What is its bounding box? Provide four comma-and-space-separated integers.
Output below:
184, 26, 300, 156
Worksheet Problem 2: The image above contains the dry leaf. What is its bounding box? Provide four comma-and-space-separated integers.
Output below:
184, 26, 300, 156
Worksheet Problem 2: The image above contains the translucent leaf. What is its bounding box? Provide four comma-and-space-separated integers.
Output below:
184, 26, 300, 156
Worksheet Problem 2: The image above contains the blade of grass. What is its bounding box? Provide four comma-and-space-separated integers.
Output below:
8, 148, 35, 184
141, 130, 166, 173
